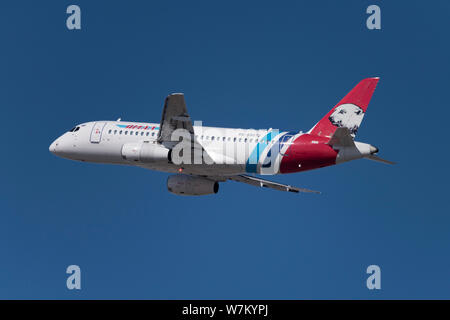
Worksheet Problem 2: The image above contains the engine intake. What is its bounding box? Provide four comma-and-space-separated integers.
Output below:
167, 175, 219, 196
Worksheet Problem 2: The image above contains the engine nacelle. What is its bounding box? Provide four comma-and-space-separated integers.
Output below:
121, 142, 170, 163
167, 175, 219, 196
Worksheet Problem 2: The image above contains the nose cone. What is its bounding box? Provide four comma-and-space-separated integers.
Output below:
49, 134, 78, 159
49, 139, 58, 154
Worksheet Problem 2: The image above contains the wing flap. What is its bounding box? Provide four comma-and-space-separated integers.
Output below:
229, 175, 320, 194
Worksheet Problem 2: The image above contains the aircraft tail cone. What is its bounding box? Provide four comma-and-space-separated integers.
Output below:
369, 145, 379, 154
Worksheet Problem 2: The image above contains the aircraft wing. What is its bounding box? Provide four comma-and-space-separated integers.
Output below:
228, 175, 320, 194
157, 93, 194, 143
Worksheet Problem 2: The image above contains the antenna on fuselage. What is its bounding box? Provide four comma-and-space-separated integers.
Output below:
117, 118, 121, 122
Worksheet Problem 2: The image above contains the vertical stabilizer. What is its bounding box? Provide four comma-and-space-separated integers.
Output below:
310, 78, 379, 138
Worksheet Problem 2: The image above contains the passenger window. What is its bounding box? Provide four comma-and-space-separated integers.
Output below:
152, 132, 155, 136
119, 130, 122, 135
125, 131, 128, 135
211, 136, 215, 141
227, 137, 231, 141
244, 138, 247, 143
233, 137, 237, 142
239, 138, 242, 142
146, 132, 149, 136
108, 130, 112, 134
136, 132, 139, 136
223, 137, 226, 141
114, 130, 117, 134
201, 135, 204, 140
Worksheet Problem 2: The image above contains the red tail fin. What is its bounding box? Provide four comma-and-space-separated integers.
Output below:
310, 78, 379, 138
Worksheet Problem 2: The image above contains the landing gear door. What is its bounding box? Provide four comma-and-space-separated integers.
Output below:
90, 122, 106, 143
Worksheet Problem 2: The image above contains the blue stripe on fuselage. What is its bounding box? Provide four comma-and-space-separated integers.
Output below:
245, 131, 298, 173
245, 131, 274, 173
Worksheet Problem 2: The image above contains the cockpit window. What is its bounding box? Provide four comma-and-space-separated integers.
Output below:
69, 126, 80, 132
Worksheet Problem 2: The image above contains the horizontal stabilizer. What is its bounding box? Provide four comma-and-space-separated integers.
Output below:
327, 127, 355, 147
364, 154, 396, 165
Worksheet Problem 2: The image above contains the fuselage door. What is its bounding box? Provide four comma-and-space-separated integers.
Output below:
90, 122, 106, 143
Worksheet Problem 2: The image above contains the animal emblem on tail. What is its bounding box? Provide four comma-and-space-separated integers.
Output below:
328, 104, 364, 136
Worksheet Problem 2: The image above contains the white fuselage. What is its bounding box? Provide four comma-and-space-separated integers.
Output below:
49, 121, 302, 177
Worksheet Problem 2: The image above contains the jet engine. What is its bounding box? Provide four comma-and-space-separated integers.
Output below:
167, 175, 219, 196
121, 142, 171, 163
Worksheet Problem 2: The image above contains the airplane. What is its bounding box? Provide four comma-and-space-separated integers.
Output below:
49, 77, 393, 195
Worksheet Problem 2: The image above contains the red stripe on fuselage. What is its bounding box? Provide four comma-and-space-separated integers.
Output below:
279, 134, 338, 174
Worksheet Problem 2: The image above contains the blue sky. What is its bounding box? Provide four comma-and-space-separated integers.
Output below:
0, 0, 449, 299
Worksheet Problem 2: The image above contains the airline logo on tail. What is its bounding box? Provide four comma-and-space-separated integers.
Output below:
328, 103, 364, 136
310, 77, 379, 138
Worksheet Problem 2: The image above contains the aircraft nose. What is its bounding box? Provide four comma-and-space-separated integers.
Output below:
49, 140, 58, 154
49, 135, 77, 159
